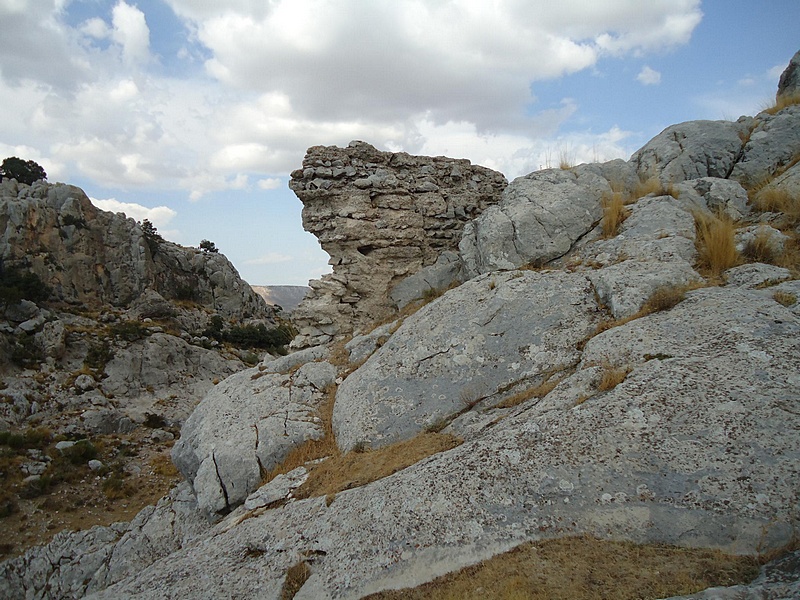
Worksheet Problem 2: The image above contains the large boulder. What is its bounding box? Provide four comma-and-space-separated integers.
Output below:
171, 357, 336, 516
630, 119, 752, 184
777, 49, 800, 97
730, 104, 800, 188
459, 166, 608, 277
333, 269, 601, 452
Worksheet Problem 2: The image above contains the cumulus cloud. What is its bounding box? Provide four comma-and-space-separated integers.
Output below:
0, 0, 704, 198
637, 65, 662, 86
90, 198, 177, 227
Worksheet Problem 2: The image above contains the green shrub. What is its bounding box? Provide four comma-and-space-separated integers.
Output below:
61, 440, 98, 465
10, 335, 45, 368
110, 320, 148, 341
0, 263, 50, 310
85, 342, 114, 371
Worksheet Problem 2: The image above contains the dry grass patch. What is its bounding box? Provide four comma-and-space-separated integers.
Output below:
597, 364, 631, 392
753, 187, 800, 227
741, 227, 779, 264
600, 191, 630, 238
694, 211, 740, 278
633, 176, 678, 200
773, 291, 797, 307
365, 535, 760, 600
294, 432, 462, 500
764, 91, 800, 115
494, 370, 567, 409
280, 561, 311, 600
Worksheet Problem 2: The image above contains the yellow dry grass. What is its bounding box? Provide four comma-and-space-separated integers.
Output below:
753, 187, 800, 227
294, 432, 462, 500
633, 176, 678, 200
600, 191, 630, 238
763, 91, 800, 115
773, 291, 797, 307
597, 365, 630, 392
693, 211, 740, 278
365, 535, 760, 600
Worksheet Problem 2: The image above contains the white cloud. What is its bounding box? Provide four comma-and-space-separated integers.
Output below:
244, 252, 293, 265
258, 177, 282, 190
111, 1, 151, 66
89, 198, 177, 227
637, 65, 662, 86
0, 0, 704, 199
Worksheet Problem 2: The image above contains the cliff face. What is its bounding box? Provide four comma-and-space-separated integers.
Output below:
0, 179, 270, 320
288, 141, 507, 347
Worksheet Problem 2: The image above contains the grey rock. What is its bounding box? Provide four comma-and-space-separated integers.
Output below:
777, 49, 800, 97
333, 270, 600, 452
675, 177, 750, 220
630, 119, 749, 183
81, 408, 135, 435
35, 319, 66, 359
724, 263, 791, 289
150, 429, 175, 443
244, 466, 309, 510
389, 251, 464, 310
261, 345, 330, 374
459, 166, 607, 277
171, 364, 333, 516
88, 459, 104, 471
731, 105, 800, 188
588, 259, 702, 319
735, 225, 789, 255
344, 322, 397, 365
74, 373, 97, 392
86, 286, 799, 598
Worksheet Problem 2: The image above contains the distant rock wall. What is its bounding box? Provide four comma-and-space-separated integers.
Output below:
0, 179, 271, 320
288, 141, 507, 348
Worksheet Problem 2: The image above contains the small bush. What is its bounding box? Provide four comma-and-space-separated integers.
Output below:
61, 440, 98, 465
61, 214, 87, 229
694, 211, 739, 277
281, 562, 311, 600
110, 320, 148, 341
641, 285, 688, 314
10, 335, 45, 368
85, 342, 114, 371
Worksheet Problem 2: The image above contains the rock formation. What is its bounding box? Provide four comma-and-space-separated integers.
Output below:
0, 179, 269, 318
3, 51, 800, 600
288, 141, 507, 348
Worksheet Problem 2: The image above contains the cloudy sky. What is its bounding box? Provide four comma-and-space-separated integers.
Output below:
1, 0, 797, 285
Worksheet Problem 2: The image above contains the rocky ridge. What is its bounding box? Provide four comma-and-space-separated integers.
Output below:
289, 141, 507, 348
2, 50, 800, 600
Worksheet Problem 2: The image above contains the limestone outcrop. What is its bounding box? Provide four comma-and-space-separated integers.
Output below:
0, 180, 269, 319
288, 141, 507, 348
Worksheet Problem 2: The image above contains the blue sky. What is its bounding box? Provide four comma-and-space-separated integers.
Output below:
1, 0, 797, 285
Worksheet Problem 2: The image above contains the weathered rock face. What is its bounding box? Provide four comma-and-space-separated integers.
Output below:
288, 141, 507, 348
171, 350, 336, 516
778, 49, 800, 97
0, 179, 270, 320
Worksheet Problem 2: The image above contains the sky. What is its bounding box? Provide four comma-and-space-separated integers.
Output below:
1, 1, 798, 286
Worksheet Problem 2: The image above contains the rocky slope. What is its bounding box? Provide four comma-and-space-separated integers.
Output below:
0, 182, 287, 559
2, 51, 800, 600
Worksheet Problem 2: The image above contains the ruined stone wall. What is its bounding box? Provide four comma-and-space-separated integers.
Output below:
289, 141, 507, 348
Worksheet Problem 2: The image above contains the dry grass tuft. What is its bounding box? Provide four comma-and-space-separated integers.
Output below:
597, 365, 631, 392
741, 227, 778, 264
280, 561, 311, 600
640, 284, 689, 313
600, 191, 630, 238
633, 176, 678, 200
494, 374, 563, 409
753, 187, 800, 227
694, 211, 740, 278
294, 432, 462, 500
764, 91, 800, 115
365, 535, 760, 600
773, 291, 797, 307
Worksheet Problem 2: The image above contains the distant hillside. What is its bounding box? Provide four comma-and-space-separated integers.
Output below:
251, 285, 309, 312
